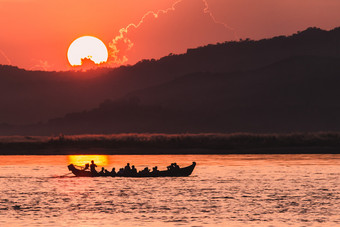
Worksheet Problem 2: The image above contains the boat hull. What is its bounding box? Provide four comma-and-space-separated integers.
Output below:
68, 162, 196, 177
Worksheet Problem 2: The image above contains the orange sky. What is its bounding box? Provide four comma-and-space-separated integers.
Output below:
0, 0, 339, 71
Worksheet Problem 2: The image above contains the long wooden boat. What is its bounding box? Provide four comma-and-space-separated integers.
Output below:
67, 162, 196, 177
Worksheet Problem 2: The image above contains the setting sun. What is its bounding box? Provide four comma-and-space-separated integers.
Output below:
68, 155, 109, 166
67, 36, 108, 66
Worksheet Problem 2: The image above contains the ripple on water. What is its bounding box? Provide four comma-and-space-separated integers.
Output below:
0, 155, 339, 226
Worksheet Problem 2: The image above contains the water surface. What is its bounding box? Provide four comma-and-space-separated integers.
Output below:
0, 154, 339, 226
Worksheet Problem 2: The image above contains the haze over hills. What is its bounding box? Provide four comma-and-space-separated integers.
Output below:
0, 27, 340, 135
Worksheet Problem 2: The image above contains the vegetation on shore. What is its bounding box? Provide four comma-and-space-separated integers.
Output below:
1, 132, 340, 155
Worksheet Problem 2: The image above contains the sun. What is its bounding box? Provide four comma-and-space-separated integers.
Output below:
68, 155, 109, 166
67, 36, 108, 66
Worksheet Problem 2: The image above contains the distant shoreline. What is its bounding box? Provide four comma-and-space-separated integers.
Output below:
1, 133, 340, 155
0, 146, 339, 155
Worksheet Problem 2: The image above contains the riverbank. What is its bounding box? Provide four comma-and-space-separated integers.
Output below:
1, 133, 340, 154
0, 147, 340, 155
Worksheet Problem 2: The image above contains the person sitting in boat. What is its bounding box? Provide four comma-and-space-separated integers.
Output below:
124, 163, 131, 173
84, 163, 90, 170
152, 166, 159, 173
90, 160, 97, 173
99, 167, 110, 176
111, 167, 116, 176
139, 167, 150, 174
167, 163, 174, 171
99, 167, 105, 174
117, 168, 124, 176
167, 163, 180, 171
131, 165, 137, 174
168, 163, 177, 170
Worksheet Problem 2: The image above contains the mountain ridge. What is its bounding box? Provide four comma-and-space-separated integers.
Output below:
2, 54, 340, 135
0, 26, 339, 134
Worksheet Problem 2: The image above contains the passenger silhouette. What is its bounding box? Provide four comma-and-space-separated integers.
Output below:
131, 165, 137, 174
167, 163, 173, 171
90, 160, 97, 173
109, 167, 117, 177
99, 167, 105, 174
139, 167, 150, 174
117, 168, 124, 176
124, 163, 131, 173
152, 166, 159, 173
167, 163, 179, 171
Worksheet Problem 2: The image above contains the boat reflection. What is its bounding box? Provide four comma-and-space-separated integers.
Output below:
68, 155, 109, 166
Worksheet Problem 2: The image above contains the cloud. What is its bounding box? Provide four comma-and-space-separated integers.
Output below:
109, 0, 236, 66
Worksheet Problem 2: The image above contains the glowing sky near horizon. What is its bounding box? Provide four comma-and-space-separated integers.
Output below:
0, 0, 339, 71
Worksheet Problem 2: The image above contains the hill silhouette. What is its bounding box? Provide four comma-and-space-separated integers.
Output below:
0, 27, 340, 135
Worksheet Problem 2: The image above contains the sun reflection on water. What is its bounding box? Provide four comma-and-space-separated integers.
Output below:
68, 155, 109, 166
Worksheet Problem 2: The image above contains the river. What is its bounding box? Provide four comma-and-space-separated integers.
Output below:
0, 154, 339, 226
